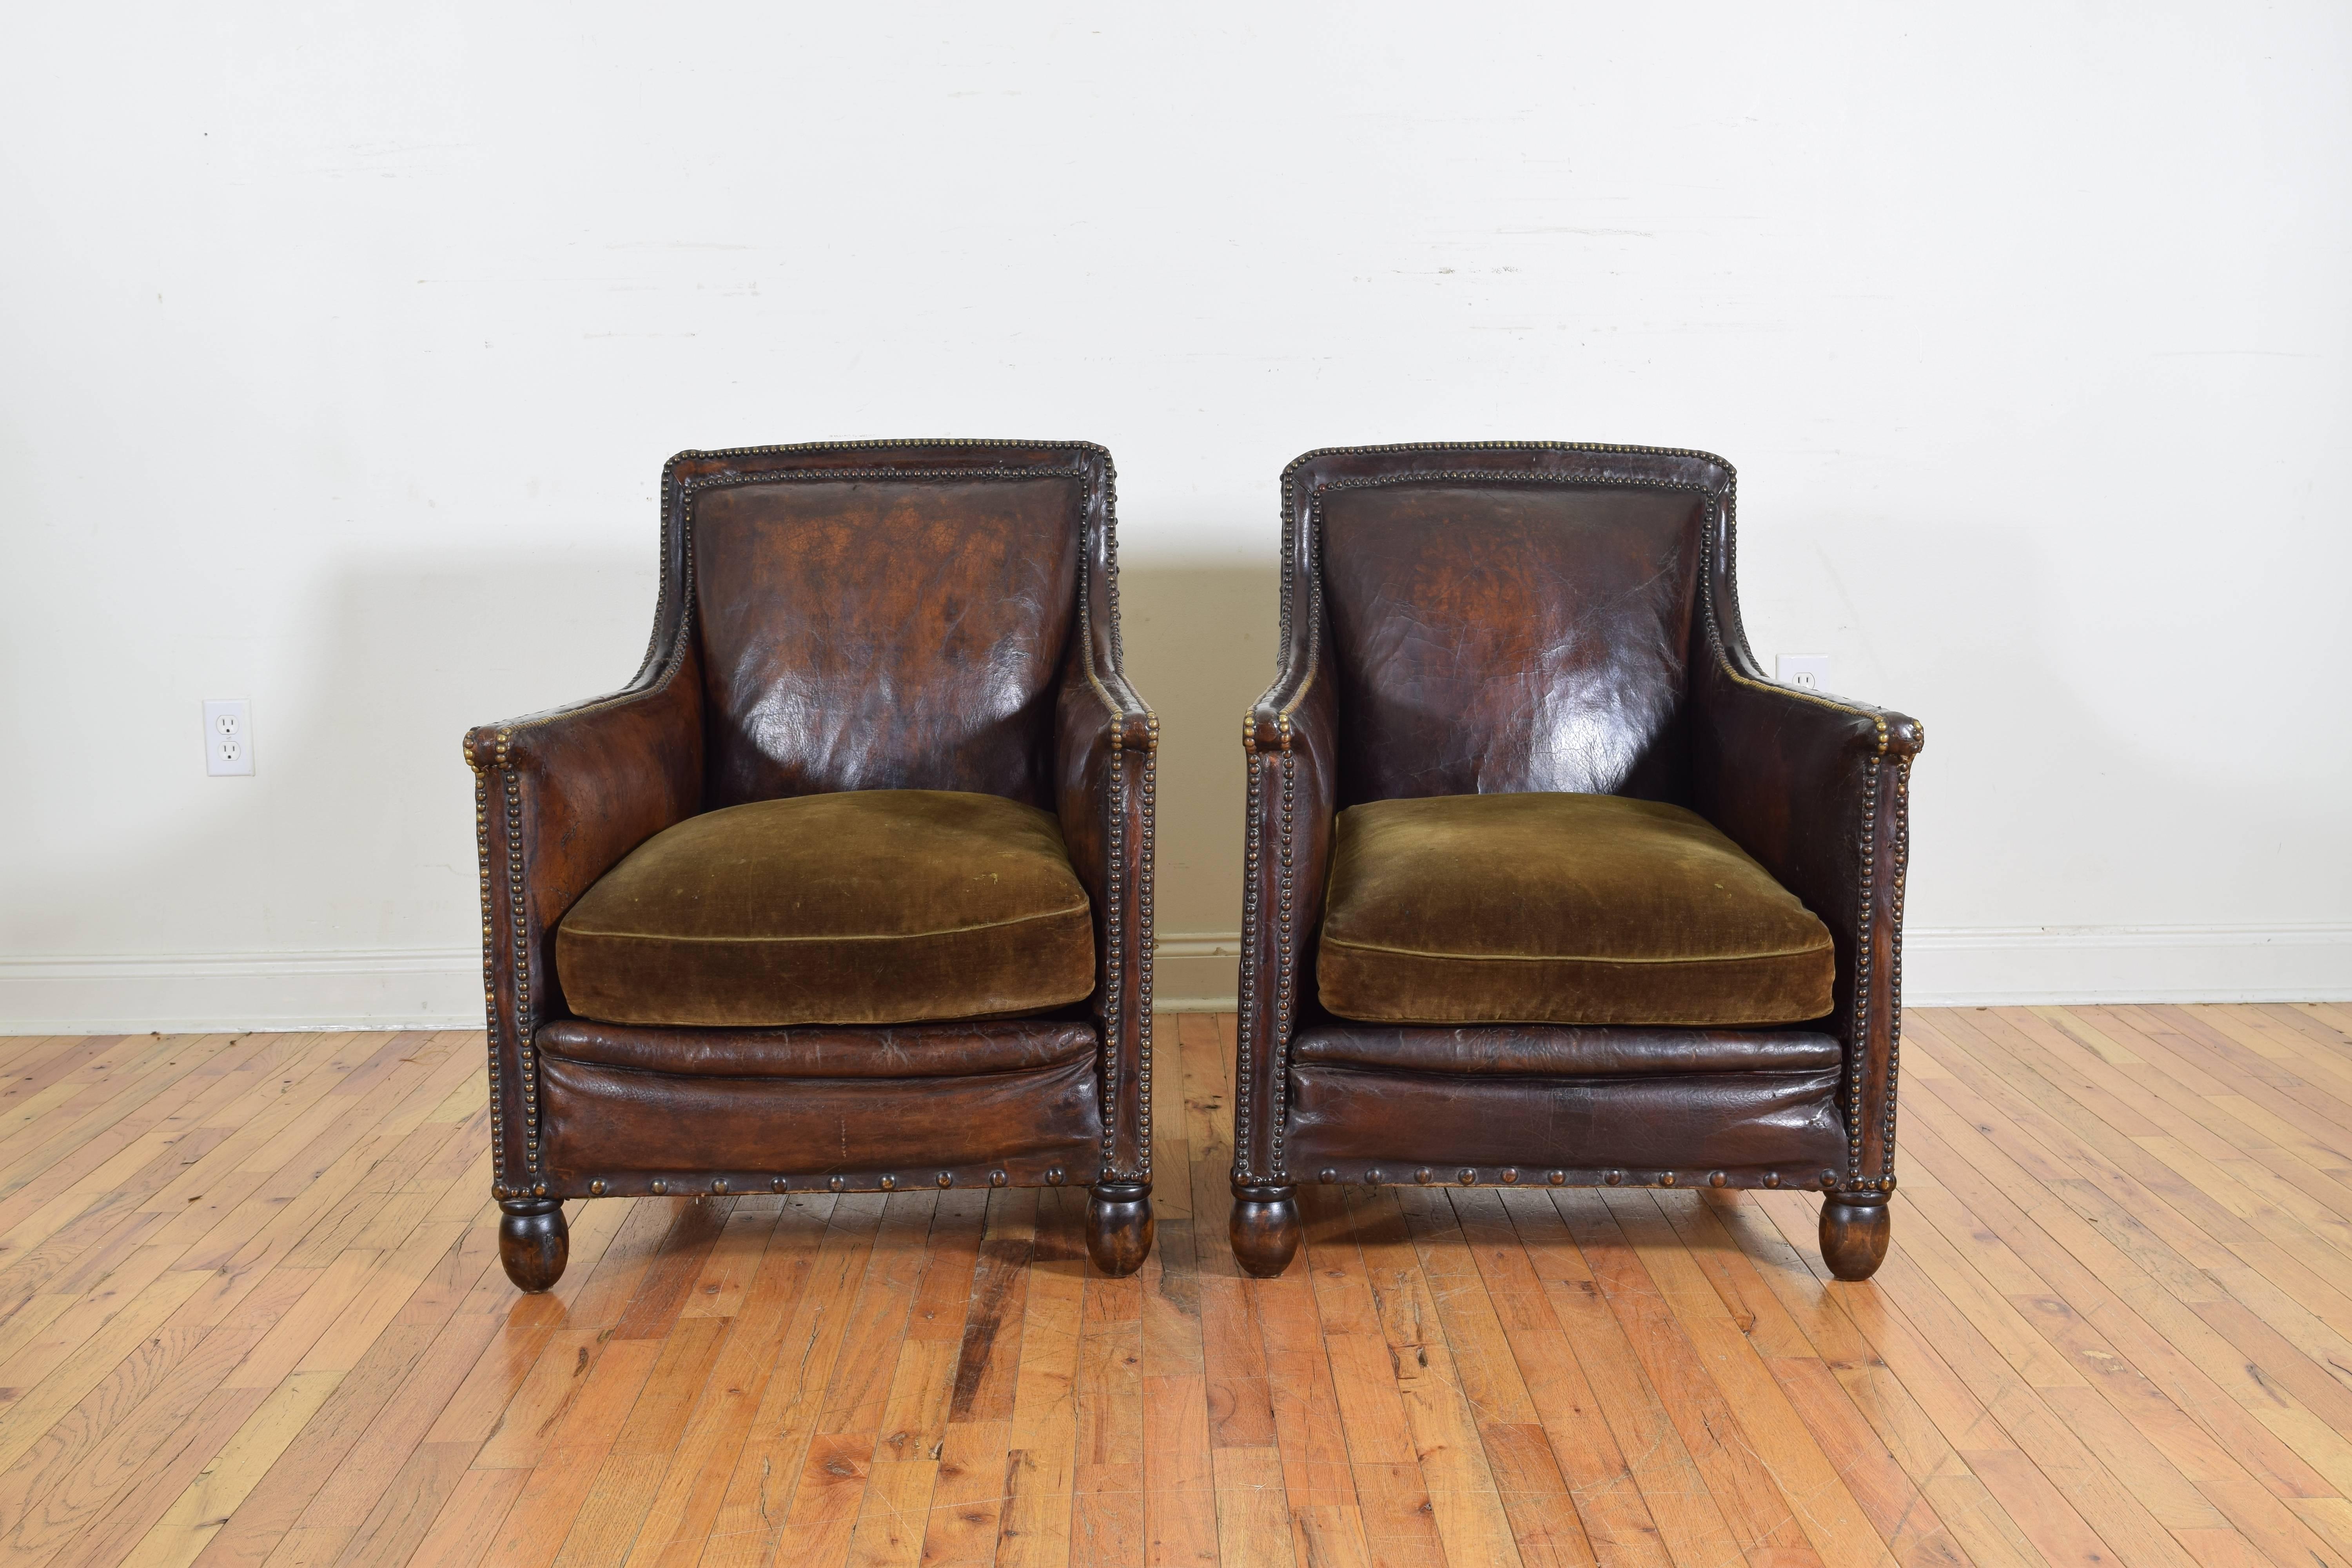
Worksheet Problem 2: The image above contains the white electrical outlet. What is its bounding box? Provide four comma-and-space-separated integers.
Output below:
203, 699, 254, 776
1776, 655, 1830, 691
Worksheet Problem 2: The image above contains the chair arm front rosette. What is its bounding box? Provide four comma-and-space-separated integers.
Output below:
463, 651, 703, 1212
1691, 624, 1921, 1278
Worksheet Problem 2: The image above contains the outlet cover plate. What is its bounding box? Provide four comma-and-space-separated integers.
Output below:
1775, 655, 1830, 692
203, 698, 253, 776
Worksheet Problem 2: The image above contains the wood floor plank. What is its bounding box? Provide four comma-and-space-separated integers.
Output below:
13, 1010, 2352, 1567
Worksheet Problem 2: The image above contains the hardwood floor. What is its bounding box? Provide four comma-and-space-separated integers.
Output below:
3, 1005, 2352, 1567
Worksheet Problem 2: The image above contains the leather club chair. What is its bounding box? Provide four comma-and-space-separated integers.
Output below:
1227, 443, 1922, 1282
465, 440, 1158, 1291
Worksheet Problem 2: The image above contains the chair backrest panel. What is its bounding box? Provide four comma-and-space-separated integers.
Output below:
1317, 478, 1704, 805
691, 471, 1083, 808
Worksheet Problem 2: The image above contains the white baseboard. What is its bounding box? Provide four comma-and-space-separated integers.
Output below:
0, 948, 486, 1034
3, 925, 2344, 1033
1902, 924, 2352, 1006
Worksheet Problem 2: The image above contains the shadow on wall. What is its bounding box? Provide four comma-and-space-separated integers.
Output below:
1115, 562, 1282, 1005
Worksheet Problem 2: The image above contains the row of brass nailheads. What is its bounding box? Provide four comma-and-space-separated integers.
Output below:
1234, 748, 1264, 1176
1849, 753, 1879, 1184
1270, 736, 1296, 1177
1313, 1166, 1839, 1189
1272, 442, 1732, 649
1687, 492, 1911, 1196
1883, 759, 1911, 1182
1134, 719, 1158, 1180
472, 769, 503, 1189
578, 1167, 1044, 1197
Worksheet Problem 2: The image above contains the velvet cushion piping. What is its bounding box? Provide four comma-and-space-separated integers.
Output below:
1316, 791, 1834, 1027
556, 788, 1096, 1028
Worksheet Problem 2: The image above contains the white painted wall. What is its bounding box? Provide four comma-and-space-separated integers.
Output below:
4, 2, 2347, 1029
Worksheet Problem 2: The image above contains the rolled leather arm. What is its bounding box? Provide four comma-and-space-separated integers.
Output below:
1691, 658, 1922, 1194
1232, 664, 1338, 1186
1054, 666, 1158, 1184
463, 657, 703, 1198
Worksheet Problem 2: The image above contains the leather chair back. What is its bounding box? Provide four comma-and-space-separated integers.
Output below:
1289, 446, 1725, 808
662, 444, 1108, 811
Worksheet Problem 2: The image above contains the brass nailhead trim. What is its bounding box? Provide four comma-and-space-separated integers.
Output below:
829, 1176, 846, 1192
1709, 1171, 1727, 1188
1047, 1167, 1065, 1186
1660, 1171, 1676, 1187
588, 1180, 605, 1196
989, 1169, 1008, 1187
1319, 1169, 1338, 1184
1500, 1169, 1519, 1185
1547, 1170, 1566, 1185
773, 1177, 788, 1192
879, 1175, 895, 1191
1457, 1169, 1476, 1186
650, 1180, 666, 1194
1606, 1170, 1624, 1186
711, 1179, 727, 1194
1766, 1172, 1781, 1188
936, 1172, 953, 1188
1414, 1169, 1433, 1185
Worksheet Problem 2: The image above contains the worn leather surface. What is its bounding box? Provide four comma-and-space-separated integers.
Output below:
1319, 480, 1701, 805
1232, 443, 1918, 1194
555, 789, 1094, 1027
1316, 791, 1833, 1026
468, 441, 1153, 1197
537, 1052, 1102, 1187
695, 473, 1080, 809
1284, 1061, 1846, 1175
1291, 1024, 1843, 1076
538, 1016, 1098, 1079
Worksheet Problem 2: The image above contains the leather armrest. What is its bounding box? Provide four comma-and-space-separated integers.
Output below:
464, 654, 703, 1197
1054, 662, 1158, 1184
1232, 662, 1338, 1185
1691, 657, 1921, 1193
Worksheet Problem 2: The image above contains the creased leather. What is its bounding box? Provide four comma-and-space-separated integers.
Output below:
1283, 1062, 1847, 1174
1291, 1024, 1844, 1076
539, 1016, 1097, 1079
538, 1052, 1102, 1185
1319, 481, 1700, 805
694, 474, 1079, 809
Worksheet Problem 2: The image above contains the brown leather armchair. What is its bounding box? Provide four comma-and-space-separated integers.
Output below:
1227, 443, 1921, 1281
466, 440, 1158, 1290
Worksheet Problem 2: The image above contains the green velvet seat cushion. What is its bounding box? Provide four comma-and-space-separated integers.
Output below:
557, 789, 1095, 1028
1316, 791, 1833, 1027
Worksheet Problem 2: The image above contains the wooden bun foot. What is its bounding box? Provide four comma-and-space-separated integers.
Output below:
1086, 1182, 1154, 1277
499, 1197, 568, 1292
1820, 1193, 1890, 1282
1230, 1183, 1300, 1278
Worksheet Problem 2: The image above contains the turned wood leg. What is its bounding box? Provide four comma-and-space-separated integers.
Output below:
500, 1197, 568, 1292
1230, 1182, 1300, 1278
1086, 1181, 1154, 1277
1820, 1193, 1890, 1281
